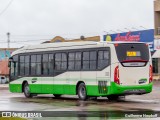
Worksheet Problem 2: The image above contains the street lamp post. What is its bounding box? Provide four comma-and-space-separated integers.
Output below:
7, 32, 10, 48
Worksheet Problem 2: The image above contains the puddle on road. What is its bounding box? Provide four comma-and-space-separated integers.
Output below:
5, 95, 160, 112
9, 95, 160, 105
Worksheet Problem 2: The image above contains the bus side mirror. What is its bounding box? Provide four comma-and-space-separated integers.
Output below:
14, 62, 16, 67
8, 61, 11, 67
8, 57, 13, 68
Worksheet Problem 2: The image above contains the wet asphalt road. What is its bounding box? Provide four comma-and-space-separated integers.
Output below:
0, 81, 160, 119
0, 81, 160, 111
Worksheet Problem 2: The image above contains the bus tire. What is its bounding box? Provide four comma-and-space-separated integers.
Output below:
78, 83, 87, 100
53, 94, 61, 98
23, 82, 33, 98
107, 95, 119, 101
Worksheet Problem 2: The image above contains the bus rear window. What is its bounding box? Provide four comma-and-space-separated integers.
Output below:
115, 43, 149, 62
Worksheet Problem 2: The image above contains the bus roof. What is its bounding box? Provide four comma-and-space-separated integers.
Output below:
11, 41, 146, 56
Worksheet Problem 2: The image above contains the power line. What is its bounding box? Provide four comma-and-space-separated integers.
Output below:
0, 39, 51, 43
0, 0, 14, 17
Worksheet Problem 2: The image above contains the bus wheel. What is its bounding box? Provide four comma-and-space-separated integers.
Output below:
53, 94, 61, 98
107, 95, 119, 101
23, 82, 33, 98
78, 83, 87, 100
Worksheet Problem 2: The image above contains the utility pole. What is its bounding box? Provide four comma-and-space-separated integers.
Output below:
7, 32, 10, 48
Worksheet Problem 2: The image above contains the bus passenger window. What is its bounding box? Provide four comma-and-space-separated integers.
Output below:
20, 56, 25, 75
25, 56, 30, 75
89, 51, 97, 70
82, 52, 89, 70
42, 54, 49, 75
98, 51, 109, 69
49, 54, 54, 75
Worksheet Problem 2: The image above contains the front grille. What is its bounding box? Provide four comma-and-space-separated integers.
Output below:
98, 81, 107, 94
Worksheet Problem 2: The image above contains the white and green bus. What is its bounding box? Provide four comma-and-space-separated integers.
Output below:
9, 41, 153, 100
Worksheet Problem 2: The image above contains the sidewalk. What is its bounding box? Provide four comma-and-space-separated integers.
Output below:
0, 84, 9, 90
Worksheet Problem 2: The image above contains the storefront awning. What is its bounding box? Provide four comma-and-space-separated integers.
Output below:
152, 50, 160, 58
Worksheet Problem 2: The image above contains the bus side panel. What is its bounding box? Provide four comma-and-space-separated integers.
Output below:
53, 72, 66, 94
41, 77, 54, 94
66, 72, 80, 95
9, 83, 22, 93
81, 71, 97, 96
96, 66, 111, 96
9, 78, 25, 93
29, 77, 42, 93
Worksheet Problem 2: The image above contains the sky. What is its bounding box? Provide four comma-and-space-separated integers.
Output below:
0, 0, 154, 48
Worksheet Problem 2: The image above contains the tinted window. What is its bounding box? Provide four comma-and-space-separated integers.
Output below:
25, 55, 30, 75
49, 54, 54, 74
43, 54, 48, 62
20, 56, 25, 75
55, 53, 61, 61
37, 55, 41, 62
31, 55, 42, 75
31, 55, 36, 62
98, 50, 109, 69
82, 51, 97, 70
68, 53, 75, 70
115, 43, 149, 62
68, 52, 81, 70
42, 54, 49, 75
83, 52, 89, 60
90, 51, 97, 60
75, 52, 81, 60
55, 53, 67, 70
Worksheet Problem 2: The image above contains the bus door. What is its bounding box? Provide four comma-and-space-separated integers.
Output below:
96, 50, 111, 94
115, 43, 150, 86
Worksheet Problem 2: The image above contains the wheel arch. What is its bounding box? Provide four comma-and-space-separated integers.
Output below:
22, 80, 28, 92
76, 81, 86, 95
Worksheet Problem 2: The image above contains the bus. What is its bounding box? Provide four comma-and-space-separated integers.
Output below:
8, 41, 153, 100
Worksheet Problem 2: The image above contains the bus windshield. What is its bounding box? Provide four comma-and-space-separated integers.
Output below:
115, 43, 149, 62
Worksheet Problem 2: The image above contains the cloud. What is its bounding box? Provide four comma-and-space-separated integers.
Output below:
0, 0, 154, 47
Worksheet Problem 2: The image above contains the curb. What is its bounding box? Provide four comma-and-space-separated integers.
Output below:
0, 84, 9, 90
0, 87, 9, 90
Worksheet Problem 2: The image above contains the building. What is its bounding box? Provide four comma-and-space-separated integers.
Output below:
152, 0, 160, 75
154, 0, 160, 36
0, 48, 17, 81
42, 36, 100, 43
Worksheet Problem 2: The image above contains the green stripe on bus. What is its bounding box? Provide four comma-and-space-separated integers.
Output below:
9, 82, 152, 96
